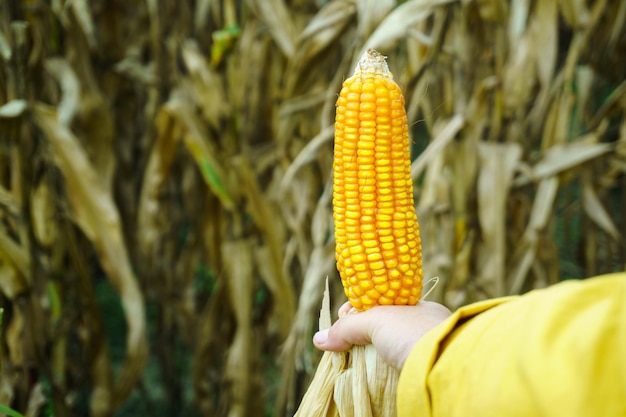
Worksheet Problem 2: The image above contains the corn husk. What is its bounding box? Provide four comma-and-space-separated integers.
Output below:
294, 280, 399, 417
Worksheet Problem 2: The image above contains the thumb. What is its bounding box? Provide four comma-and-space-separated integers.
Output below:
313, 311, 373, 351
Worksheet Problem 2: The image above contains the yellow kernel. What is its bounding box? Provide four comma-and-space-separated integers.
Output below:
381, 245, 395, 253
357, 148, 374, 157
375, 87, 389, 97
373, 275, 387, 285
369, 260, 385, 271
363, 239, 378, 248
345, 225, 359, 234
391, 109, 404, 118
360, 112, 376, 121
360, 279, 374, 290
378, 296, 394, 305
345, 110, 359, 120
356, 271, 371, 280
360, 100, 376, 111
377, 129, 391, 138
359, 141, 375, 150
361, 295, 376, 307
344, 218, 358, 227
361, 215, 374, 223
385, 258, 398, 268
367, 252, 382, 261
377, 221, 391, 229
393, 229, 407, 238
399, 254, 413, 264
345, 118, 359, 127
365, 289, 380, 299
351, 253, 366, 264
384, 289, 397, 298
375, 283, 389, 294
346, 100, 359, 111
362, 82, 376, 93
373, 268, 387, 276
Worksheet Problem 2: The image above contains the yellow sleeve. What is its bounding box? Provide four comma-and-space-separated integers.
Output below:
397, 273, 626, 417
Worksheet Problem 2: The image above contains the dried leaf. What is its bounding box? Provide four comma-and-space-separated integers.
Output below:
0, 229, 30, 286
71, 0, 97, 48
30, 180, 58, 247
582, 181, 620, 240
249, 0, 296, 58
319, 277, 331, 331
137, 106, 178, 260
411, 114, 464, 180
0, 30, 11, 61
280, 125, 334, 193
166, 97, 236, 210
0, 264, 28, 299
287, 0, 356, 87
181, 40, 230, 129
476, 143, 523, 297
356, 0, 395, 39
44, 58, 80, 126
33, 104, 147, 409
517, 141, 612, 185
222, 240, 255, 417
0, 100, 27, 118
361, 0, 453, 54
509, 177, 560, 293
558, 0, 590, 27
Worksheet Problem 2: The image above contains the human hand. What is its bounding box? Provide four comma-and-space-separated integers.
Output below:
313, 301, 451, 370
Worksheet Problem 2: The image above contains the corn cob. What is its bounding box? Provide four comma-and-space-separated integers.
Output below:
333, 49, 423, 311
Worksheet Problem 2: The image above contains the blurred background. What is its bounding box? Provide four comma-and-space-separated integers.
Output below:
0, 0, 624, 416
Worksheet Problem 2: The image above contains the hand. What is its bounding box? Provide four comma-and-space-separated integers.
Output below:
313, 301, 451, 370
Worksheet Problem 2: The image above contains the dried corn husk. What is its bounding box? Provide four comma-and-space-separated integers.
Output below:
294, 280, 399, 417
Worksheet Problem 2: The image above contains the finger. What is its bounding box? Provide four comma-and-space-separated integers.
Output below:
337, 301, 353, 318
313, 312, 373, 351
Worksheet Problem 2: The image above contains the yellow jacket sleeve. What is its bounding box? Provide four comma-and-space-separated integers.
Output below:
397, 273, 626, 417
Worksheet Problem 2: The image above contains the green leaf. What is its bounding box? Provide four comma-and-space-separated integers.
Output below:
0, 404, 26, 417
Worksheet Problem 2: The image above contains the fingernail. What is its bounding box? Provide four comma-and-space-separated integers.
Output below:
313, 329, 329, 345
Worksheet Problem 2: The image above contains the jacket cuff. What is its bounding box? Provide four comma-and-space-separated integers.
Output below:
397, 297, 515, 416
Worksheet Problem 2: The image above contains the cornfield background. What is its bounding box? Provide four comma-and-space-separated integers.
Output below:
0, 0, 624, 416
